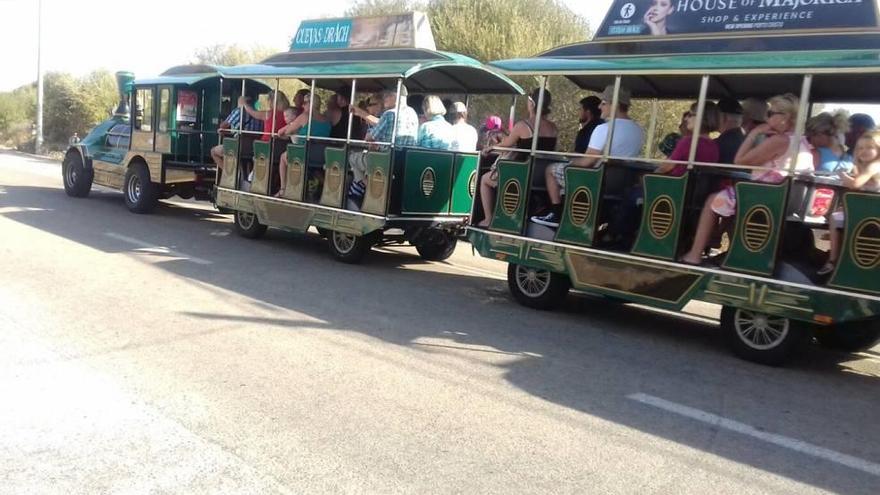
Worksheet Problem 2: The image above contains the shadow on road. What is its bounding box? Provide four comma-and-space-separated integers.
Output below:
1, 169, 879, 493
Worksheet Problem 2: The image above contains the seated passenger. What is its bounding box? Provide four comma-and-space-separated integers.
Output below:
714, 97, 745, 164
604, 102, 720, 247
346, 87, 419, 205
276, 93, 332, 197
479, 116, 506, 153
239, 90, 290, 142
532, 85, 644, 228
210, 96, 263, 170
741, 97, 769, 134
575, 96, 604, 154
818, 131, 880, 276
449, 101, 479, 152
845, 113, 876, 152
477, 88, 558, 227
679, 93, 815, 265
328, 86, 364, 140
807, 111, 853, 173
417, 95, 455, 150
291, 89, 311, 119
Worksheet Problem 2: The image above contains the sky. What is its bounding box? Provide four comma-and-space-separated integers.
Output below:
0, 0, 613, 91
1, 0, 873, 119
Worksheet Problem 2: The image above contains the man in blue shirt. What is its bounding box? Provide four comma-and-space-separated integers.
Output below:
348, 87, 418, 206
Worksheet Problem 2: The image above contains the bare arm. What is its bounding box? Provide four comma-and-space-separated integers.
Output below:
842, 161, 880, 189
570, 147, 602, 168
735, 125, 789, 166
238, 96, 269, 121
279, 113, 309, 137
352, 106, 380, 126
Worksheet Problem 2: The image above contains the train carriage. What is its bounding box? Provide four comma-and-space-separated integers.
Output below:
469, 0, 880, 364
214, 13, 523, 263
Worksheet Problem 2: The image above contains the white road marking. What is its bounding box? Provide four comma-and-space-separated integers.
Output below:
628, 392, 880, 477
105, 232, 212, 265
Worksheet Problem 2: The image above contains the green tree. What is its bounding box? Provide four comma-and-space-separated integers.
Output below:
192, 43, 306, 107
0, 84, 36, 147
347, 0, 592, 149
192, 44, 278, 66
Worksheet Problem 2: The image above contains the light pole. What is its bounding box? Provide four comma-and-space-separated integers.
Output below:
35, 0, 43, 154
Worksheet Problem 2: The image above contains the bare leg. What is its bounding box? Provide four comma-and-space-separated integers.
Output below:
276, 151, 288, 197
546, 165, 562, 205
829, 225, 842, 264
478, 171, 497, 227
211, 145, 224, 169
681, 194, 721, 264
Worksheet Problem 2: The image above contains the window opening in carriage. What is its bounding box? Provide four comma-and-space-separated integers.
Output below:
158, 88, 171, 133
135, 88, 153, 132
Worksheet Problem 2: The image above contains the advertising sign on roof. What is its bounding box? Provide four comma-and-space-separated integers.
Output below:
291, 12, 436, 51
596, 0, 879, 39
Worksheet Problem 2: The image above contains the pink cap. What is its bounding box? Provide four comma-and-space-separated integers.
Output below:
484, 115, 502, 130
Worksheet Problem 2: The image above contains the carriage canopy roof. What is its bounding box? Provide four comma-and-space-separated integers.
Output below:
221, 13, 523, 95
490, 1, 880, 102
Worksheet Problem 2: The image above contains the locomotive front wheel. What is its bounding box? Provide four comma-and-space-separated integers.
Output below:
62, 151, 92, 198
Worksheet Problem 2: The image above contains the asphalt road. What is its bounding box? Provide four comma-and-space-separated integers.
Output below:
1, 149, 879, 494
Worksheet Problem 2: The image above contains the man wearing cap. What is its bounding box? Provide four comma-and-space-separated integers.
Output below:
715, 97, 745, 164
449, 101, 478, 152
574, 96, 605, 154
533, 85, 644, 228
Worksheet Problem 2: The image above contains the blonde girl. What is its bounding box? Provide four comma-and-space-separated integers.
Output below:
818, 130, 880, 275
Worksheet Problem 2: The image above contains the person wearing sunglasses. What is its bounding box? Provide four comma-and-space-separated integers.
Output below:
679, 93, 816, 265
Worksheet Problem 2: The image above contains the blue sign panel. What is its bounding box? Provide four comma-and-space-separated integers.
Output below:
597, 0, 879, 38
292, 19, 354, 50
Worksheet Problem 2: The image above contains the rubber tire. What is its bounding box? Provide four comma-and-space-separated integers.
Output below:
721, 306, 809, 366
814, 321, 880, 352
123, 162, 159, 214
415, 230, 458, 262
507, 263, 570, 311
328, 230, 372, 264
62, 151, 92, 198
233, 210, 267, 239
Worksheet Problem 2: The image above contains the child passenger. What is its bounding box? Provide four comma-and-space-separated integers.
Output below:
818, 131, 880, 276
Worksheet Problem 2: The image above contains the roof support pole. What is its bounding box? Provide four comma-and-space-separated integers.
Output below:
644, 98, 659, 159
530, 76, 547, 154
345, 79, 358, 144
239, 79, 246, 135
603, 76, 622, 161
789, 74, 813, 172
688, 75, 710, 167
508, 95, 517, 133
391, 78, 403, 147
306, 79, 316, 140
